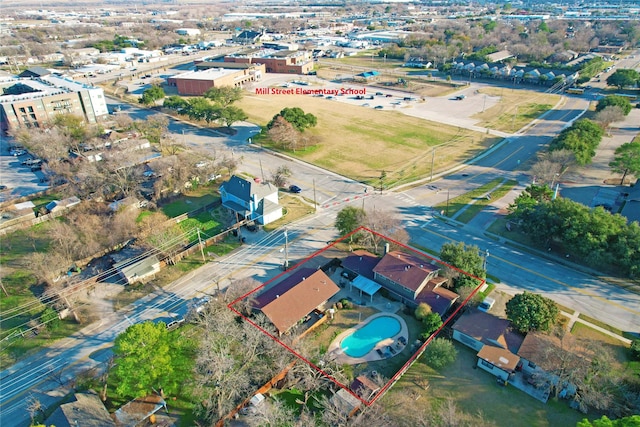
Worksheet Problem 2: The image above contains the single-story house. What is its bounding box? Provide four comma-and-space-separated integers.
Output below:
452, 308, 524, 353
220, 175, 282, 225
45, 196, 81, 214
44, 390, 115, 427
476, 344, 521, 382
254, 267, 339, 335
113, 255, 161, 285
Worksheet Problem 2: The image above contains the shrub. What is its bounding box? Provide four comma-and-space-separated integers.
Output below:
414, 303, 432, 320
422, 338, 458, 370
631, 339, 640, 360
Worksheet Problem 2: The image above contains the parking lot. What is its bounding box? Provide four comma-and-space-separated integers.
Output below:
0, 139, 48, 203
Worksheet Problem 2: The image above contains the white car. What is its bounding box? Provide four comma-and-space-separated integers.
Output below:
478, 297, 495, 312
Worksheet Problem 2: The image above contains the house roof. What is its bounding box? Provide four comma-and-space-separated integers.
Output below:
453, 309, 524, 353
415, 277, 459, 316
517, 332, 586, 373
478, 345, 520, 373
19, 66, 51, 77
256, 268, 339, 334
44, 391, 115, 427
373, 251, 439, 292
114, 394, 166, 426
221, 175, 277, 203
342, 250, 380, 280
113, 255, 160, 281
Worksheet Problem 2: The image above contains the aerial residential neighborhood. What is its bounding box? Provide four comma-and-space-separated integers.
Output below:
0, 0, 639, 426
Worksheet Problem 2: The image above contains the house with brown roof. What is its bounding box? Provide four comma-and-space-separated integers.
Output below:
372, 251, 458, 314
113, 394, 167, 426
255, 268, 339, 335
452, 308, 524, 353
477, 345, 521, 382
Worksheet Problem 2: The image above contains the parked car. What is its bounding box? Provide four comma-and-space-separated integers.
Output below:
12, 149, 27, 156
478, 297, 495, 312
374, 105, 384, 109
289, 185, 302, 193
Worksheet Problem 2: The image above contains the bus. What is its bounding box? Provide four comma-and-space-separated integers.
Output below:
565, 87, 585, 95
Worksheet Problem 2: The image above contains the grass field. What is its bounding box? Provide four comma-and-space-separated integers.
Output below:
238, 95, 498, 187
473, 88, 561, 132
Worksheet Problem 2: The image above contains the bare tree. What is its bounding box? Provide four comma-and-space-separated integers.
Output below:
594, 106, 626, 136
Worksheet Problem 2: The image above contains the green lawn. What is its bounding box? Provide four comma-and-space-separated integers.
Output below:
433, 178, 504, 218
384, 342, 593, 426
160, 192, 218, 218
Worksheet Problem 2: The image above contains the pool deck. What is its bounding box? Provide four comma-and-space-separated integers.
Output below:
327, 312, 409, 365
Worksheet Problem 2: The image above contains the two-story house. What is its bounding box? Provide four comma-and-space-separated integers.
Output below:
372, 251, 459, 314
220, 175, 283, 225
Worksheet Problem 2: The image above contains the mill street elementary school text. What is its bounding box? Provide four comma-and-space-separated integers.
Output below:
255, 87, 367, 95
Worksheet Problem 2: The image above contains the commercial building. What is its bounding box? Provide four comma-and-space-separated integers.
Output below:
167, 63, 265, 96
0, 69, 108, 134
223, 49, 314, 75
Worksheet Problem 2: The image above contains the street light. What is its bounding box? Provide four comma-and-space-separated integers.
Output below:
550, 173, 560, 189
483, 249, 490, 270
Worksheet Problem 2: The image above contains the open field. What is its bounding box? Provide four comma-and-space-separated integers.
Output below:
238, 95, 498, 187
473, 88, 561, 132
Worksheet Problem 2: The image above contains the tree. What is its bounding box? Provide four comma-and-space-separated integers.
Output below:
415, 302, 432, 320
439, 241, 486, 280
609, 141, 640, 185
631, 339, 640, 360
267, 107, 317, 132
550, 119, 603, 165
422, 338, 457, 369
335, 206, 366, 242
139, 85, 165, 106
203, 86, 243, 107
267, 116, 300, 151
270, 165, 292, 188
218, 105, 248, 127
594, 106, 626, 135
596, 95, 633, 116
578, 415, 640, 427
421, 312, 443, 338
505, 291, 558, 333
111, 321, 195, 399
40, 306, 61, 331
606, 69, 640, 89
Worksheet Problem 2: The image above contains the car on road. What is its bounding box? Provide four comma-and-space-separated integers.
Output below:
376, 92, 384, 96
374, 105, 384, 109
166, 317, 185, 330
12, 149, 27, 156
289, 185, 302, 193
454, 95, 466, 100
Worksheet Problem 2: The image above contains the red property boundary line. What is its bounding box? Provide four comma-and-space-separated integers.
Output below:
228, 226, 485, 408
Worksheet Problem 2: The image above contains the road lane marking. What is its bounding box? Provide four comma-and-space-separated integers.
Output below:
420, 226, 640, 317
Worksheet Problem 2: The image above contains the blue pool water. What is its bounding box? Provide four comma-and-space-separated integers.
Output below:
340, 316, 401, 358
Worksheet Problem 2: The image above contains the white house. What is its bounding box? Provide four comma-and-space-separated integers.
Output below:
220, 175, 282, 225
176, 28, 201, 36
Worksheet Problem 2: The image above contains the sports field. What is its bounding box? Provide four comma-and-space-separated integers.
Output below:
238, 94, 499, 187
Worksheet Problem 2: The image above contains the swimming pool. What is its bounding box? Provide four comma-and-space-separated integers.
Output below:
340, 315, 401, 358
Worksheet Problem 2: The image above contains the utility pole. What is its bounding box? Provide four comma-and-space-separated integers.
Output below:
483, 249, 489, 271
313, 179, 317, 212
197, 229, 205, 263
430, 148, 435, 182
259, 159, 265, 183
283, 228, 289, 271
446, 189, 450, 216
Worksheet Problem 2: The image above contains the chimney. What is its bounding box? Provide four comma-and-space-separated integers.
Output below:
384, 243, 390, 255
